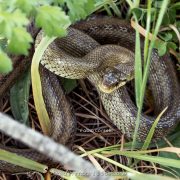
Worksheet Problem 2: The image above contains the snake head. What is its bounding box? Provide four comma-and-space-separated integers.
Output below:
98, 67, 134, 93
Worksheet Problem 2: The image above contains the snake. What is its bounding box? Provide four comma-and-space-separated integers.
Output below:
0, 16, 180, 173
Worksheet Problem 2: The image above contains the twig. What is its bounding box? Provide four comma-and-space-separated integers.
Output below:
0, 113, 112, 180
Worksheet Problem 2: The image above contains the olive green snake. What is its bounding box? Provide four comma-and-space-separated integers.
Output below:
0, 16, 180, 173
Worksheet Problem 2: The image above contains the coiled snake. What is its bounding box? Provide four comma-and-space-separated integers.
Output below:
0, 16, 180, 172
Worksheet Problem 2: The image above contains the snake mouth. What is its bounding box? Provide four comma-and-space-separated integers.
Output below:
99, 66, 134, 93
98, 81, 127, 93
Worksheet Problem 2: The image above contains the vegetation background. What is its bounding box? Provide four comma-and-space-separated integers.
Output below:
0, 0, 179, 180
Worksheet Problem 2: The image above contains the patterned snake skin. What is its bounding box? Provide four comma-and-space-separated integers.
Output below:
0, 16, 179, 173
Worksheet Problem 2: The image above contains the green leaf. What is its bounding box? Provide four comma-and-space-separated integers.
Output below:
0, 9, 29, 38
10, 69, 31, 126
35, 5, 70, 37
167, 42, 177, 51
168, 8, 176, 24
154, 40, 167, 56
15, 0, 36, 14
132, 8, 143, 21
170, 2, 180, 10
53, 0, 65, 5
176, 21, 180, 32
0, 51, 12, 74
161, 8, 176, 25
61, 79, 77, 94
162, 12, 170, 26
8, 27, 33, 55
66, 0, 95, 22
159, 32, 173, 41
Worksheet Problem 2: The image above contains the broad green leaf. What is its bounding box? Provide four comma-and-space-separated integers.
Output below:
61, 79, 77, 94
158, 41, 167, 56
15, 0, 37, 14
162, 12, 170, 26
10, 69, 31, 126
170, 2, 180, 10
53, 0, 65, 5
0, 51, 12, 74
0, 149, 47, 173
8, 27, 33, 55
159, 32, 173, 41
11, 9, 29, 27
0, 9, 29, 38
132, 8, 143, 21
176, 21, 180, 32
168, 8, 176, 24
66, 0, 95, 22
35, 5, 70, 37
167, 42, 177, 51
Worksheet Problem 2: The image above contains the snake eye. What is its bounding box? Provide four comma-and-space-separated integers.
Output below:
103, 72, 119, 87
98, 69, 120, 93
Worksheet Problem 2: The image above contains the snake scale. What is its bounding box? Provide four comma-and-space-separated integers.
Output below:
0, 16, 180, 173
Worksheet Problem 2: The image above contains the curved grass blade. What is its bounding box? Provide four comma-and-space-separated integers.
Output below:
31, 36, 56, 135
101, 151, 180, 169
93, 153, 140, 174
10, 68, 31, 126
0, 149, 47, 173
142, 107, 168, 150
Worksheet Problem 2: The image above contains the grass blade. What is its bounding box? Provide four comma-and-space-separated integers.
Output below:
128, 172, 177, 180
133, 15, 142, 107
142, 107, 168, 150
101, 151, 180, 169
143, 0, 152, 66
132, 0, 170, 149
31, 36, 56, 135
93, 153, 140, 174
0, 149, 47, 173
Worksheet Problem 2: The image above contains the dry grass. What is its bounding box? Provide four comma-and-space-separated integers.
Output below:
0, 78, 159, 180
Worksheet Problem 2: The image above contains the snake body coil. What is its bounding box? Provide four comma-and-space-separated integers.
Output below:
0, 16, 180, 173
